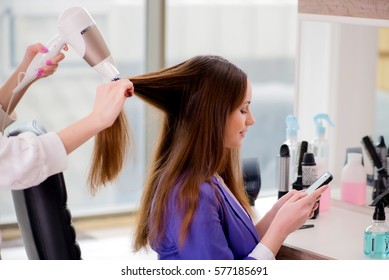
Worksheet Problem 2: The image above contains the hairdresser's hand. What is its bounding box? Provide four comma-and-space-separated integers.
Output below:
19, 42, 68, 79
90, 79, 134, 130
0, 43, 67, 114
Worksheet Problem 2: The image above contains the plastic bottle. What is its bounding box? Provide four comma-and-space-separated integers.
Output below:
302, 152, 318, 186
311, 113, 334, 211
341, 153, 367, 205
364, 189, 389, 259
284, 115, 299, 188
301, 152, 319, 219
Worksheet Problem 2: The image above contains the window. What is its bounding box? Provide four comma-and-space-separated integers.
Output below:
166, 0, 297, 195
0, 0, 146, 223
0, 0, 298, 225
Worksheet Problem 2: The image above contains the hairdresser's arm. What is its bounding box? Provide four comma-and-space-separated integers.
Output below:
0, 43, 66, 114
57, 79, 133, 154
255, 187, 328, 257
0, 80, 133, 190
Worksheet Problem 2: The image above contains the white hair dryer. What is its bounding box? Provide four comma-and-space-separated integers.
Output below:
13, 6, 120, 94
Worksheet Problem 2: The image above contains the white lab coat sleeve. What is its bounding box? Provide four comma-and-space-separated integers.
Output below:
0, 131, 68, 190
0, 104, 16, 129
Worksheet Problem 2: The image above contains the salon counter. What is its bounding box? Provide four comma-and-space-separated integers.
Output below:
254, 192, 382, 260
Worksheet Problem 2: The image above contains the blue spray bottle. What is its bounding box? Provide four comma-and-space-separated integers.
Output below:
364, 188, 389, 259
312, 113, 334, 211
284, 115, 299, 188
312, 113, 334, 165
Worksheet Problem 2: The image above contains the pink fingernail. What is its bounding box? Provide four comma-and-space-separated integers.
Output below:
41, 47, 48, 52
37, 68, 44, 73
36, 72, 42, 78
45, 60, 52, 65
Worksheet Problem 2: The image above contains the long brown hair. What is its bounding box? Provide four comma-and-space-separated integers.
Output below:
88, 55, 252, 250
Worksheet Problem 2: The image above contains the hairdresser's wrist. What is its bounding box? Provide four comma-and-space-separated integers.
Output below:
58, 114, 103, 155
84, 113, 108, 133
11, 64, 34, 91
17, 60, 29, 73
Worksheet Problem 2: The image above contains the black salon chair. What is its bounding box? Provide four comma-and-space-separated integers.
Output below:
7, 120, 81, 260
242, 157, 261, 206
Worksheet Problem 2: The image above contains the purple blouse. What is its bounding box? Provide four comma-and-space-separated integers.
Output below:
150, 175, 260, 259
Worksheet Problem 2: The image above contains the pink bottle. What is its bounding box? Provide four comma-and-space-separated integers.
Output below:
319, 186, 331, 211
341, 152, 367, 205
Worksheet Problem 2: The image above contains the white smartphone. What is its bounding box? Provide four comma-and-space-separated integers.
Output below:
304, 172, 333, 194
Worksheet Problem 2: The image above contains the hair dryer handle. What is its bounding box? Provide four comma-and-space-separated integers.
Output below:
13, 35, 66, 94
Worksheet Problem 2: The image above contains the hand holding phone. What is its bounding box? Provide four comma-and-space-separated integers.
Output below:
304, 172, 333, 194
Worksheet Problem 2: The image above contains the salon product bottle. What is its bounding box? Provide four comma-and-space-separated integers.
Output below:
302, 152, 319, 218
341, 153, 367, 206
311, 113, 334, 165
311, 113, 334, 211
284, 115, 299, 187
364, 189, 389, 259
302, 153, 318, 186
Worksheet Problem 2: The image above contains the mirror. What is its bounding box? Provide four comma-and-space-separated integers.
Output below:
295, 15, 389, 204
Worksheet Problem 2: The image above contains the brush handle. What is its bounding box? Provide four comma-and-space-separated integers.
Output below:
362, 136, 387, 176
297, 141, 308, 174
293, 141, 308, 186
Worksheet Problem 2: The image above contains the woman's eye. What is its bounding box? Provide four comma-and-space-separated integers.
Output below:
240, 109, 247, 114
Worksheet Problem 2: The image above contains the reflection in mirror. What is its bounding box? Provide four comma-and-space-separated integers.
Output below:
296, 20, 389, 204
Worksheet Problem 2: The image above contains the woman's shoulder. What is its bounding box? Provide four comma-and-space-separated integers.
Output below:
198, 176, 222, 200
172, 175, 219, 198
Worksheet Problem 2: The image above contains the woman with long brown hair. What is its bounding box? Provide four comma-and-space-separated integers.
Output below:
89, 55, 327, 259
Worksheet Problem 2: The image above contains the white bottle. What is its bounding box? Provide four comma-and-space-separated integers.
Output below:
341, 152, 367, 206
311, 113, 334, 211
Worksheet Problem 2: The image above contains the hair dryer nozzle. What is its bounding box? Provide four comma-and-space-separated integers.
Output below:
93, 56, 120, 80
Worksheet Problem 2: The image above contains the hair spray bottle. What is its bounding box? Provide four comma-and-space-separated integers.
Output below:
302, 152, 319, 219
364, 189, 389, 259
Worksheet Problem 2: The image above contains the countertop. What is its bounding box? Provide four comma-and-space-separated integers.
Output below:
253, 189, 385, 260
